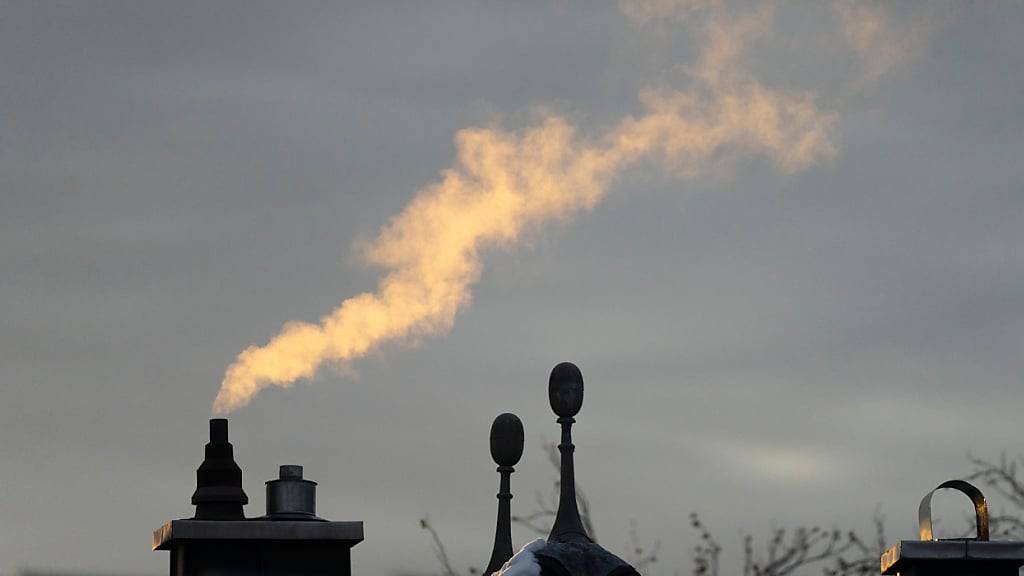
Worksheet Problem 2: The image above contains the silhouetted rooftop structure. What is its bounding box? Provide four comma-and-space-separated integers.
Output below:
881, 480, 1024, 576
481, 362, 640, 576
151, 363, 643, 575
153, 419, 363, 576
483, 413, 524, 576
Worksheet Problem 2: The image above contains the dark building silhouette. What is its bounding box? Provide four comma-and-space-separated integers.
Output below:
153, 419, 363, 576
152, 362, 640, 576
150, 364, 1024, 576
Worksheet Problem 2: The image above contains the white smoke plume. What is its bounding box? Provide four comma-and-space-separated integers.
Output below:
213, 3, 836, 413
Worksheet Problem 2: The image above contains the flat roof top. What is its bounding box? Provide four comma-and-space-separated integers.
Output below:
153, 519, 364, 551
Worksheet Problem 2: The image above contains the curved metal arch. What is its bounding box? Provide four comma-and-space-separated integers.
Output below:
918, 479, 989, 541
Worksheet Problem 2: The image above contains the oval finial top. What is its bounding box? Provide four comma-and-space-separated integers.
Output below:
548, 362, 584, 418
490, 413, 524, 467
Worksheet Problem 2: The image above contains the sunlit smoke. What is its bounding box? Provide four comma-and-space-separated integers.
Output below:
834, 1, 939, 85
619, 0, 719, 23
212, 5, 835, 414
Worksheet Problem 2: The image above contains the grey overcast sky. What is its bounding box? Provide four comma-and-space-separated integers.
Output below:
1, 1, 1023, 574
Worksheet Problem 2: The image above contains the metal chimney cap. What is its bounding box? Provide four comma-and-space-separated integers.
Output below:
266, 464, 322, 521
279, 465, 305, 480
490, 413, 524, 468
549, 362, 584, 418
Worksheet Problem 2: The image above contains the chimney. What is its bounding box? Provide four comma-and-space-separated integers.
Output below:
191, 419, 248, 520
265, 465, 320, 520
154, 419, 363, 575
881, 480, 1024, 576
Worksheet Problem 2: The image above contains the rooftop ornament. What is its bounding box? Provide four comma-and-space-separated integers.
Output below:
482, 362, 640, 576
546, 362, 589, 544
484, 413, 525, 576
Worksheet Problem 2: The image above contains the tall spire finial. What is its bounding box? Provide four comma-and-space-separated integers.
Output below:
547, 362, 591, 544
484, 413, 524, 576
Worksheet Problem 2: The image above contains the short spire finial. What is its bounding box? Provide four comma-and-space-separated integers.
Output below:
547, 362, 591, 544
484, 413, 524, 576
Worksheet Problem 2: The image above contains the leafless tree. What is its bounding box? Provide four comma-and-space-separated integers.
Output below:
419, 515, 480, 576
624, 519, 661, 573
690, 511, 885, 576
967, 452, 1024, 539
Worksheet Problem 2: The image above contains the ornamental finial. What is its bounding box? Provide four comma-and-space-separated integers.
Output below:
547, 362, 591, 544
483, 413, 524, 576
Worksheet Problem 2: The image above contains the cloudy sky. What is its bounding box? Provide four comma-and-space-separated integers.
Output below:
1, 1, 1022, 574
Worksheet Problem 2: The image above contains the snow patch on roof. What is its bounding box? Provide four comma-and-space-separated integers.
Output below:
495, 538, 546, 576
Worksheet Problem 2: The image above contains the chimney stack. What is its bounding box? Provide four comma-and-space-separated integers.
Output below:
154, 419, 363, 575
191, 419, 248, 520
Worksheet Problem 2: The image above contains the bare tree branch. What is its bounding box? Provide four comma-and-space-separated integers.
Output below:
690, 510, 885, 576
967, 452, 1024, 539
625, 519, 661, 572
419, 516, 479, 576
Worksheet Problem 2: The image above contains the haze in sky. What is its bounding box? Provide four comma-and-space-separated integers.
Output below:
1, 2, 1022, 575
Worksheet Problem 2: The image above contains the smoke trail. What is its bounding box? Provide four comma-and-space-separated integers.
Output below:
834, 1, 943, 87
619, 0, 719, 24
212, 7, 834, 414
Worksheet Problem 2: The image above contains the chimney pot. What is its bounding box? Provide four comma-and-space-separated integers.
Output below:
209, 418, 229, 443
191, 418, 248, 520
266, 464, 321, 520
